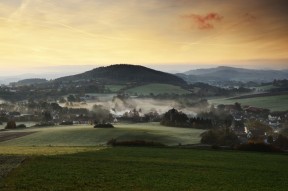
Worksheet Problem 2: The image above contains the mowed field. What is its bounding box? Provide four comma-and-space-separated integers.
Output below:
209, 94, 288, 111
1, 123, 288, 190
1, 147, 288, 191
125, 83, 191, 95
0, 123, 204, 147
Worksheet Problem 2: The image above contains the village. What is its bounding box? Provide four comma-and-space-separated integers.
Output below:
1, 92, 287, 147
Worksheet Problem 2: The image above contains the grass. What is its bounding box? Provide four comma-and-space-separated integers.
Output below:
0, 146, 103, 156
255, 85, 277, 91
209, 94, 288, 111
0, 123, 204, 146
125, 83, 191, 95
1, 147, 288, 191
105, 85, 125, 92
0, 155, 25, 179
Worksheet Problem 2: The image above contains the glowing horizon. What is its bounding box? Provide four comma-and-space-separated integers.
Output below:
0, 0, 287, 74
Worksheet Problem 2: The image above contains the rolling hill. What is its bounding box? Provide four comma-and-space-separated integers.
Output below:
124, 83, 191, 95
11, 78, 48, 86
180, 66, 288, 83
56, 64, 186, 86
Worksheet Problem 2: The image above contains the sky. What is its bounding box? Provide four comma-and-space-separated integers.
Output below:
0, 0, 288, 75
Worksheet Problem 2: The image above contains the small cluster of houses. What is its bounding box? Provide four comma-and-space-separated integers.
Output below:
221, 104, 287, 143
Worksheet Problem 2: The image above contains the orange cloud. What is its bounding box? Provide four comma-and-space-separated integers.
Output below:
182, 12, 223, 30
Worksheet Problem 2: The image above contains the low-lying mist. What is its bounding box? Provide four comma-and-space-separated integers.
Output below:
61, 96, 205, 117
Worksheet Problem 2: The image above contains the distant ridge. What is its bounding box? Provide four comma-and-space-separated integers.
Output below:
56, 64, 186, 86
11, 78, 48, 86
181, 66, 288, 82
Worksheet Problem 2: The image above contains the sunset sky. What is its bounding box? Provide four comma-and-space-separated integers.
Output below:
0, 0, 287, 75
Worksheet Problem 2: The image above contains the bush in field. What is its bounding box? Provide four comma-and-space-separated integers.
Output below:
5, 120, 16, 129
197, 110, 233, 129
94, 123, 114, 128
189, 118, 213, 129
237, 143, 282, 152
200, 128, 240, 146
16, 124, 26, 128
161, 108, 188, 127
107, 139, 165, 147
90, 104, 113, 124
34, 122, 55, 127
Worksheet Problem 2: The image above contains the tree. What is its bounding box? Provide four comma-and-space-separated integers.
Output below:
50, 103, 62, 112
234, 102, 242, 111
42, 111, 52, 122
58, 97, 66, 104
200, 128, 239, 146
90, 105, 112, 124
246, 120, 273, 133
5, 120, 16, 129
232, 120, 245, 133
67, 95, 76, 102
161, 108, 188, 127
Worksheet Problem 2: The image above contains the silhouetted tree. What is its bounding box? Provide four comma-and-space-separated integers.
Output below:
161, 108, 188, 127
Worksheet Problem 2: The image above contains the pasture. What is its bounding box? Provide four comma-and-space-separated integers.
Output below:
209, 94, 288, 111
105, 85, 125, 92
1, 147, 288, 191
0, 123, 204, 147
255, 84, 277, 91
125, 83, 191, 95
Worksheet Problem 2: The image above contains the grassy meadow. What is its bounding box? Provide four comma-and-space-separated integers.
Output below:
1, 123, 288, 190
105, 85, 125, 92
1, 147, 288, 191
209, 94, 288, 111
255, 85, 277, 91
125, 83, 191, 95
0, 123, 204, 147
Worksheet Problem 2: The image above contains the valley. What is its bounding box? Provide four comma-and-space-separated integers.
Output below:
0, 64, 287, 191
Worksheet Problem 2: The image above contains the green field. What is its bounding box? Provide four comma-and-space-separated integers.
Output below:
255, 85, 277, 91
1, 123, 288, 190
1, 147, 288, 191
105, 85, 125, 92
209, 94, 288, 111
125, 83, 191, 95
0, 123, 204, 147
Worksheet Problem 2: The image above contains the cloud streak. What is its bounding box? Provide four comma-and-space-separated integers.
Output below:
182, 12, 223, 30
0, 0, 287, 70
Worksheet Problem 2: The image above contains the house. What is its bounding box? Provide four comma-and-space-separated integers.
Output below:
244, 106, 270, 114
268, 114, 281, 129
247, 129, 267, 143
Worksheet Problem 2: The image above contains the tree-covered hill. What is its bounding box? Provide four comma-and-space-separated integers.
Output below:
56, 64, 186, 86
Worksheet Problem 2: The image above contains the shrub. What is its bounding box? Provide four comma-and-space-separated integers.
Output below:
161, 108, 188, 127
107, 139, 165, 147
34, 122, 55, 127
94, 123, 114, 128
237, 143, 282, 152
5, 120, 16, 129
16, 124, 26, 128
200, 128, 240, 146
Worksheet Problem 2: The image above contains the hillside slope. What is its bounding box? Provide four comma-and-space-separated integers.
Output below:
183, 66, 288, 82
56, 64, 186, 86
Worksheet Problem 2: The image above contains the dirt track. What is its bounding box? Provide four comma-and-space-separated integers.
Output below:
0, 132, 36, 142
